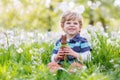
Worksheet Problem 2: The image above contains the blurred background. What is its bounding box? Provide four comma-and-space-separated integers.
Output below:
0, 0, 120, 33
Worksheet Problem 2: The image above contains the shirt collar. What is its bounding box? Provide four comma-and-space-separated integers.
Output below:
69, 33, 80, 43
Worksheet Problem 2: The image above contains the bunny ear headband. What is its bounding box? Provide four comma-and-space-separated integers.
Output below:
58, 1, 85, 14
58, 1, 101, 14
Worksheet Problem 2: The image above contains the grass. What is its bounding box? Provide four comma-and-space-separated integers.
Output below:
0, 33, 120, 80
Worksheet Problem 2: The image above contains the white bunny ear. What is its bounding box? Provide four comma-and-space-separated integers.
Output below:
58, 1, 85, 14
58, 1, 75, 12
68, 1, 75, 9
75, 5, 85, 14
58, 1, 69, 12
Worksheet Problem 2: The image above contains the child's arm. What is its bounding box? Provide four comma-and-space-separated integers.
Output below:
63, 46, 91, 62
75, 51, 91, 61
51, 49, 65, 62
51, 54, 57, 62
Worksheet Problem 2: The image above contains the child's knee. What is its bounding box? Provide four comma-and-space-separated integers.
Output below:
47, 62, 60, 68
48, 62, 56, 66
70, 62, 83, 68
47, 62, 62, 73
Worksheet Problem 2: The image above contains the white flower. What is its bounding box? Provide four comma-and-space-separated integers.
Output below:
82, 66, 87, 70
87, 1, 92, 6
39, 48, 45, 53
87, 1, 101, 9
81, 29, 91, 41
29, 50, 33, 54
114, 64, 119, 68
90, 3, 98, 9
107, 39, 113, 45
17, 48, 23, 53
109, 59, 114, 63
96, 1, 101, 7
73, 68, 77, 72
103, 33, 108, 37
75, 5, 85, 14
114, 0, 120, 7
45, 0, 51, 8
87, 25, 97, 38
12, 0, 23, 10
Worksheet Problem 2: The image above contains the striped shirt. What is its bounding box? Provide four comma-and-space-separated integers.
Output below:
52, 33, 92, 62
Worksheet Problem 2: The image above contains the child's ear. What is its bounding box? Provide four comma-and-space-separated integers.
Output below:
61, 23, 64, 28
62, 27, 66, 32
62, 27, 65, 31
61, 24, 65, 31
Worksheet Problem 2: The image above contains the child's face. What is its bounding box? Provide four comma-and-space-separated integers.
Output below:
62, 20, 81, 36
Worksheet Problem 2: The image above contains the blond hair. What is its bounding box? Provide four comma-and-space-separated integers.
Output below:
60, 11, 83, 28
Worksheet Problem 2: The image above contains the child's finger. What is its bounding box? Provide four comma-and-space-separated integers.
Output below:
59, 53, 65, 56
63, 47, 71, 51
58, 55, 64, 60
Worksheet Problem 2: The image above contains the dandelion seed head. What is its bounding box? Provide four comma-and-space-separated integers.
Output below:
45, 0, 51, 8
114, 64, 119, 68
17, 48, 23, 53
109, 59, 114, 63
87, 1, 101, 9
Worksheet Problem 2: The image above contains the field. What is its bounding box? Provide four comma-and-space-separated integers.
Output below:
0, 26, 120, 80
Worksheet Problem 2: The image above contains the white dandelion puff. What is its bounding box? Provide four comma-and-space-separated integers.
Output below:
17, 48, 23, 53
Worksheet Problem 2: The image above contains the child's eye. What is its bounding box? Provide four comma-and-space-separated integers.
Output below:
66, 22, 71, 24
74, 22, 78, 25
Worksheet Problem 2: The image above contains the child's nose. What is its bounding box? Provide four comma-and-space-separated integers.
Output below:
70, 23, 75, 26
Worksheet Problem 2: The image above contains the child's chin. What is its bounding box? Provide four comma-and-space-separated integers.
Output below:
68, 32, 76, 35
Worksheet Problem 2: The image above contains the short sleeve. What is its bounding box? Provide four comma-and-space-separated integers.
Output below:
52, 40, 61, 54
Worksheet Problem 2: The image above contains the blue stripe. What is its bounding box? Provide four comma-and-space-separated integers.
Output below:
54, 42, 61, 50
68, 42, 80, 48
75, 42, 80, 46
54, 46, 59, 50
52, 50, 58, 54
68, 43, 74, 48
80, 47, 91, 53
81, 43, 89, 48
72, 46, 80, 52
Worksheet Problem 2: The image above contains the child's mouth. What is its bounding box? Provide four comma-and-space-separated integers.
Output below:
68, 28, 75, 30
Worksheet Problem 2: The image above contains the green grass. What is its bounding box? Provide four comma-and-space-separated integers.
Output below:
0, 34, 120, 80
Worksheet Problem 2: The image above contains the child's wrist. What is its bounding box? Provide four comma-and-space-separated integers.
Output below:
54, 55, 59, 62
72, 52, 79, 58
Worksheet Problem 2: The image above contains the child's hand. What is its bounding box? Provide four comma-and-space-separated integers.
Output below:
63, 47, 78, 58
56, 48, 65, 60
